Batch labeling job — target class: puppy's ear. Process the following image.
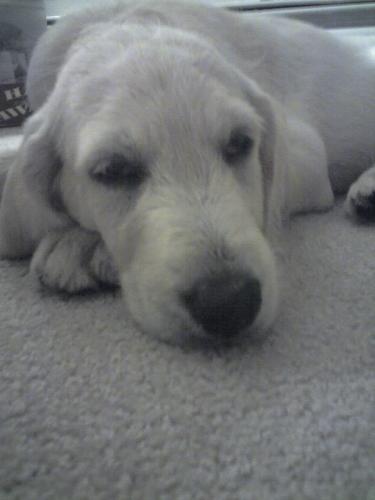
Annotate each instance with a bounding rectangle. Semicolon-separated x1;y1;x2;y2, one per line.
22;113;63;205
241;78;289;231
0;109;69;258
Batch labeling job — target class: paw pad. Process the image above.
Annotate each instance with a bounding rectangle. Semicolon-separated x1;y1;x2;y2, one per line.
346;168;375;221
350;190;375;219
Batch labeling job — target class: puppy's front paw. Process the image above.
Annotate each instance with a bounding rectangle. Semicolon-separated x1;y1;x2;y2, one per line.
345;167;375;220
89;240;120;287
31;227;102;294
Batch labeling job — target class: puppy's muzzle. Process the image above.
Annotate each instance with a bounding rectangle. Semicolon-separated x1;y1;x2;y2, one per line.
181;271;262;338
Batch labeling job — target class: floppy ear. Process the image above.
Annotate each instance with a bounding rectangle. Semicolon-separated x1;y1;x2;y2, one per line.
0;109;71;258
240;78;289;232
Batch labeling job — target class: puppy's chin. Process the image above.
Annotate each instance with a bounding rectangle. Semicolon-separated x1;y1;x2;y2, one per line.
148;321;272;350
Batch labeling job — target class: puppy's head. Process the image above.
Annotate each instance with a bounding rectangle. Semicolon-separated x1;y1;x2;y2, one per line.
31;25;287;343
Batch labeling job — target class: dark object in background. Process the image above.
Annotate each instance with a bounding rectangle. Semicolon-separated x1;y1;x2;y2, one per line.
0;82;29;127
0;2;46;127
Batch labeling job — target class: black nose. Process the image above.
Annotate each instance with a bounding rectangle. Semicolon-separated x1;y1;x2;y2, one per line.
182;272;262;338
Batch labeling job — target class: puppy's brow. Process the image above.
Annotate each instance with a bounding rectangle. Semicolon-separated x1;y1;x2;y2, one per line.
83;142;147;172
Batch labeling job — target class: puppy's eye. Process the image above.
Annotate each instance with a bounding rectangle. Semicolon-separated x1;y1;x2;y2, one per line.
91;154;147;188
222;129;253;165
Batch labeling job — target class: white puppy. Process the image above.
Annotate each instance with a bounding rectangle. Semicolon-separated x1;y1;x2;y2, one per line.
0;0;374;343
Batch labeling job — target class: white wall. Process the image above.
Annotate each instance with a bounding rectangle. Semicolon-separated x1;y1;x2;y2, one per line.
45;0;106;16
44;0;231;16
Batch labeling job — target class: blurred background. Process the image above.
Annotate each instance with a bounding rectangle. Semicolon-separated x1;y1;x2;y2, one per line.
0;0;374;127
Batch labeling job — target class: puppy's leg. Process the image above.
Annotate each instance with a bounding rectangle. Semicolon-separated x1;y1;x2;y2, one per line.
31;226;119;293
345;166;375;220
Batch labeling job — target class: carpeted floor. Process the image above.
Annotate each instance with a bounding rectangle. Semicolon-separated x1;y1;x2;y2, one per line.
0;129;374;500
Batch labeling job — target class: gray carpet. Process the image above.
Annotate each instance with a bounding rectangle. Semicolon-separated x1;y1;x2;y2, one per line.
0;130;374;500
